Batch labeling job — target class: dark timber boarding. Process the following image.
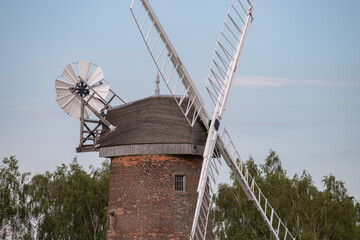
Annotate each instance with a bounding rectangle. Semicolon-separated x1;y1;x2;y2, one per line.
99;95;207;147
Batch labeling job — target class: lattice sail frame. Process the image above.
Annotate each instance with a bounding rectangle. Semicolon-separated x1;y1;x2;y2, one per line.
130;1;296;239
130;0;210;127
206;0;253;108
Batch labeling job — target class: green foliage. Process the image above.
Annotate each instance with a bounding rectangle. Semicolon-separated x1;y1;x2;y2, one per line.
356;200;360;224
0;156;110;240
2;152;359;239
0;156;32;240
213;149;360;240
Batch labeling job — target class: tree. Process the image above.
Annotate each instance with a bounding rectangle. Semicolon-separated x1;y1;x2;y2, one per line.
0;156;33;239
213;150;360;240
0;156;110;240
29;158;110;240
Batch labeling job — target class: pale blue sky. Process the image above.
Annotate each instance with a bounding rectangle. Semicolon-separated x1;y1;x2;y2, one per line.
0;1;359;200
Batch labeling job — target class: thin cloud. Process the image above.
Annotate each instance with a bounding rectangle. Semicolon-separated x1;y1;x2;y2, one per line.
0;100;48;117
0;100;39;106
0;100;23;106
235;75;360;87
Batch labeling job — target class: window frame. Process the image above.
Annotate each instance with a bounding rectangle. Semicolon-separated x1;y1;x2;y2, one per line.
174;174;186;193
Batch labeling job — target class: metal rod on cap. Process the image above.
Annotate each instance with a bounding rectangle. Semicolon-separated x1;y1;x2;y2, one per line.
155;73;160;95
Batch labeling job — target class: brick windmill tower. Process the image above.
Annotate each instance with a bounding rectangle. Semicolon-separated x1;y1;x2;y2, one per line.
98;81;208;239
55;0;297;239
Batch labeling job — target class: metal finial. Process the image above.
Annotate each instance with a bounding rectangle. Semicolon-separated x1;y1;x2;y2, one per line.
155;74;160;95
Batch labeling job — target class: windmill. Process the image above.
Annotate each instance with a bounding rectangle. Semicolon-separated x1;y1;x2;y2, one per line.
129;0;295;239
55;0;296;239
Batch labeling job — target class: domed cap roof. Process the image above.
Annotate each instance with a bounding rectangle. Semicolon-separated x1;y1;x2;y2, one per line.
98;95;206;157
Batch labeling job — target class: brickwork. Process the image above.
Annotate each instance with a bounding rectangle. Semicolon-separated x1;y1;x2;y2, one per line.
106;154;212;240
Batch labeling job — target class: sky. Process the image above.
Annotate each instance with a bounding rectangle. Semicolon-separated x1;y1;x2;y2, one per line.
0;0;359;201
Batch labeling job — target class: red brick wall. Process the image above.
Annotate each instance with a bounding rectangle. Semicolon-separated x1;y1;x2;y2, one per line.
107;154;212;240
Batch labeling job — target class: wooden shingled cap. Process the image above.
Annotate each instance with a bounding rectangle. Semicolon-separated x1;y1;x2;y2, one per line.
98;95;207;157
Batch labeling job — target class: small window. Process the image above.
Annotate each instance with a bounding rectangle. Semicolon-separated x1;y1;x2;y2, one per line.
175;175;185;192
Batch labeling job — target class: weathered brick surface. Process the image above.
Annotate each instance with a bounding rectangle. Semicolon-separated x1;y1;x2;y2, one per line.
106;154;212;240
